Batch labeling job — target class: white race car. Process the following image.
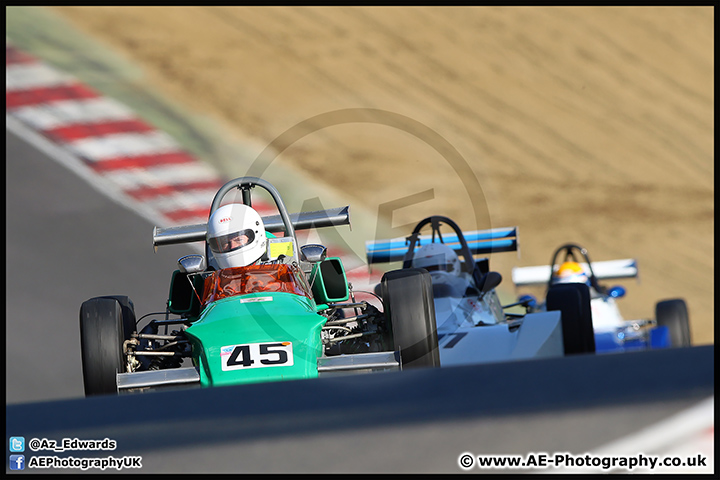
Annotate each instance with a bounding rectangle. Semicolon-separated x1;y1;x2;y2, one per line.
511;243;691;353
366;216;596;367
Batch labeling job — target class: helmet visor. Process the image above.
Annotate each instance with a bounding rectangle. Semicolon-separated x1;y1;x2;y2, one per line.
208;229;256;254
423;263;457;273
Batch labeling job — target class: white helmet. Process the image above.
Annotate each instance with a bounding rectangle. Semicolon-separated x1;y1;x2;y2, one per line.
411;243;461;276
207;203;267;269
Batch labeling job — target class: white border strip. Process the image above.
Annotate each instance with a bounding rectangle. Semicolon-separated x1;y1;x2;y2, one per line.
68;130;180;161
6;62;75;91
102;162;221;191
10;97;136;130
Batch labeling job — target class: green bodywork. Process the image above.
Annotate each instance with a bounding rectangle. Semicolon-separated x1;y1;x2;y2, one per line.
167;252;351;387
309;257;350;304
184;291;327;387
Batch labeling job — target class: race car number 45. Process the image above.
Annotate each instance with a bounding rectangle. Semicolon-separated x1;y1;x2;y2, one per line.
220;342;294;371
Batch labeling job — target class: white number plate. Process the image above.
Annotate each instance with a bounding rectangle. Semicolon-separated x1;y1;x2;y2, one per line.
220;342;294;371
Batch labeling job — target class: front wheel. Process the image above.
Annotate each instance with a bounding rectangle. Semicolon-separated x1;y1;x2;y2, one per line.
98;295;136;340
381;268;440;369
655;299;691;347
79;297;127;396
546;283;596;355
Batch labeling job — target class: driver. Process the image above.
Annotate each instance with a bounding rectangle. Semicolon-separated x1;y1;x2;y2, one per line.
206;203;268;269
411;243;469;297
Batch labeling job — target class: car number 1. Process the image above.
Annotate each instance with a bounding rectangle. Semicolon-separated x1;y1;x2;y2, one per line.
220;342;294;371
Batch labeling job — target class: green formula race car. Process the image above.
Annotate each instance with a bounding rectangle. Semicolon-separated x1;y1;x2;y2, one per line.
79;177;440;396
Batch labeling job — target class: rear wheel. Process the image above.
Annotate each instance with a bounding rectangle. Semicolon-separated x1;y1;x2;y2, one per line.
381;268;440;368
655;299;691;347
547;283;595;355
79;297;127;396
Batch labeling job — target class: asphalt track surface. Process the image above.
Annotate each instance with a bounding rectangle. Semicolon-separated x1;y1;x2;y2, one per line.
6;125;192;406
5;126;714;473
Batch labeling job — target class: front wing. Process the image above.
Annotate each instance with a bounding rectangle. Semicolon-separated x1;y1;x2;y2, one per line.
116;351;401;393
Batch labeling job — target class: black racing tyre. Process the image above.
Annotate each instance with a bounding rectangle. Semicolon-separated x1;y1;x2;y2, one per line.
98;295;136;340
381;268;440;369
79;297;126;396
655;299;691;347
547;283;596;355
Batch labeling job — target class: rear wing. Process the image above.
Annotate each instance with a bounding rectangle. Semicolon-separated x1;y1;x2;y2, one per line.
365;227;518;265
512;258;638;287
153;206;350;250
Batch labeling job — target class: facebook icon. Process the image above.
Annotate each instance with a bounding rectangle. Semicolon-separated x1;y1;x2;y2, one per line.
9;455;25;470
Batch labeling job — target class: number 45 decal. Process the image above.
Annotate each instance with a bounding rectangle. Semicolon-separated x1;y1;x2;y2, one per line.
220;342;294;371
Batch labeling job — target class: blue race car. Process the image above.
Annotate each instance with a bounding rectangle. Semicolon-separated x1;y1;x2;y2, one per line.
512;243;692;353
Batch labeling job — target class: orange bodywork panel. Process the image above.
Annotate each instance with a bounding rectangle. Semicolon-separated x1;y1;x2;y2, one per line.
201;263;312;306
